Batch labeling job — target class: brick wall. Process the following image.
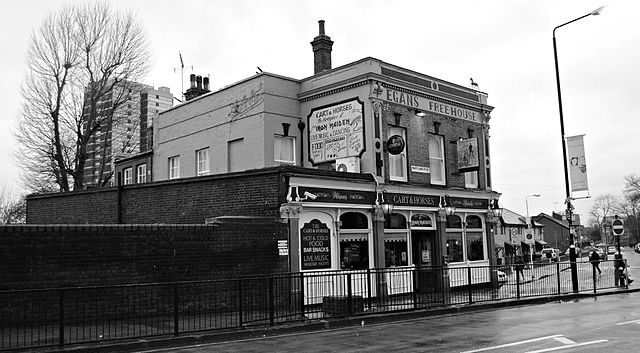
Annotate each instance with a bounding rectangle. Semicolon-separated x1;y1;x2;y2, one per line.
0;221;289;290
27;167;286;224
382;104;488;189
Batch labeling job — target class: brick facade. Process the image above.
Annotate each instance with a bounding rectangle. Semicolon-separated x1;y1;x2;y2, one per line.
27;166;289;224
0;222;288;290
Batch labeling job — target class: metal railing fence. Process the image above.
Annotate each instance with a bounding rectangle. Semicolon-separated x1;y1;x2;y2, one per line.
0;259;629;351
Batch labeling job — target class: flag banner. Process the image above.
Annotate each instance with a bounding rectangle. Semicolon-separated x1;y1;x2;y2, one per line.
566;135;589;192
457;137;479;173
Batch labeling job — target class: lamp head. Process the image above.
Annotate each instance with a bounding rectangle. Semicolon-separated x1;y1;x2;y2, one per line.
591;6;605;15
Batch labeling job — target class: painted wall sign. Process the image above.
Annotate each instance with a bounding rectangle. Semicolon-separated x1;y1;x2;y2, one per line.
388;193;439;207
411;213;433;227
457;137;479;173
449;197;489;209
386;135;405;155
381;87;480;123
387;193;488;209
296;187;375;205
300;219;331;270
308;98;365;165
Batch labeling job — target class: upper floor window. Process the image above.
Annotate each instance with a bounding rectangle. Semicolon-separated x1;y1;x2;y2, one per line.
196;148;210;176
137;164;147;183
168;156;180;179
465;171;478;189
274;136;295;164
123;167;133;185
428;134;445;185
388;127;407;182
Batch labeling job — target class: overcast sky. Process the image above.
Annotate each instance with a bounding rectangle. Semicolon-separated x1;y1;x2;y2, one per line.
1;0;638;222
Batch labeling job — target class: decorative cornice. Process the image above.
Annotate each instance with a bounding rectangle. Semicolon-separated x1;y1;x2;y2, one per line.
300;80;369;102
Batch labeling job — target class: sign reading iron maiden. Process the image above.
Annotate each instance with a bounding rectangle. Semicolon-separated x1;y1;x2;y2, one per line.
308;98;365;165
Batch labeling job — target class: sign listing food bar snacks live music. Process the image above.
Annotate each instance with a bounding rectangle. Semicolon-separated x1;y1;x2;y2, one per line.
308;98;365;165
300;219;331;270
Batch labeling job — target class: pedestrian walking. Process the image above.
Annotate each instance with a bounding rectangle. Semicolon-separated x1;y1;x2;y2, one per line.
589;250;601;275
515;256;525;281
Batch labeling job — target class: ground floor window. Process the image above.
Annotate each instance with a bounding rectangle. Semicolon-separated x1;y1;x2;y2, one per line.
446;233;464;263
466;232;485;261
385;240;408;267
340;241;368;270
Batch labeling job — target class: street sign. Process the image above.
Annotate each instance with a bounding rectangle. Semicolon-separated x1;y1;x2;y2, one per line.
612;218;624;236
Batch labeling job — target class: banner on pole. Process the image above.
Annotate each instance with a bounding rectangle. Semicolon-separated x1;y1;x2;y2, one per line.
566;135;589;192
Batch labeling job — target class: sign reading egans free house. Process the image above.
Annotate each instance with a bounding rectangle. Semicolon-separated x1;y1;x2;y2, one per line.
300;219;331;270
308;98;365;165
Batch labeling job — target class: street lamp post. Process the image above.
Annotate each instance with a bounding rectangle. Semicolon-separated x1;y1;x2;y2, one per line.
525;194;541;269
553;6;604;293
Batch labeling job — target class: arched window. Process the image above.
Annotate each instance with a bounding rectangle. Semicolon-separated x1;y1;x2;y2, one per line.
338;212;370;270
446;215;463;229
385;213;407;229
466;215;483;229
340;212;368;229
384;213;408;267
465;215;485;261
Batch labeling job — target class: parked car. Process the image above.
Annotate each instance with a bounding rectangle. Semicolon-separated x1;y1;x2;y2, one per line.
608;246;618;255
635;243;640;254
541;248;560;262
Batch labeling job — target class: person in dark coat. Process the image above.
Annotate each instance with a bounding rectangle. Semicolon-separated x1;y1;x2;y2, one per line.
589;250;601;275
514;256;525;281
614;253;633;286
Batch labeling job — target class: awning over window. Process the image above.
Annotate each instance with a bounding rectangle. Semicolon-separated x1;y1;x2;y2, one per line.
384;234;407;242
339;233;368;242
495;242;504;249
536;240;548;245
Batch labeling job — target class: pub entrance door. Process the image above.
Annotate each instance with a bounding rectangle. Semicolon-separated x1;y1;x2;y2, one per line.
412;230;438;292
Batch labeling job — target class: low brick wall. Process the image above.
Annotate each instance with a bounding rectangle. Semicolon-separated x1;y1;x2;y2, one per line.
0;221;289;290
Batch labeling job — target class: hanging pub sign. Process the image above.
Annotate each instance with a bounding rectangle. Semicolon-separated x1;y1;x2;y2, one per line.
456;137;479;173
308;98;365;165
386;135;405;155
300;219;332;270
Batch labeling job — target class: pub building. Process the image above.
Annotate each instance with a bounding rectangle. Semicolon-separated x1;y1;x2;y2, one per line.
129;21;500;290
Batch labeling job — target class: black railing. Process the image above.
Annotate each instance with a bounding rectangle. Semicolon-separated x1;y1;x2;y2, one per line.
0;259;629;351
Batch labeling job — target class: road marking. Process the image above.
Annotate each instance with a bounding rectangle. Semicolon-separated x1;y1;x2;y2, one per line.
615;318;640;325
553;336;575;345
460;334;564;353
525;339;608;353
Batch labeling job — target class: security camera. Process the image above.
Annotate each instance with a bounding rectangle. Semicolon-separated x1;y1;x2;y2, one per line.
304;191;318;200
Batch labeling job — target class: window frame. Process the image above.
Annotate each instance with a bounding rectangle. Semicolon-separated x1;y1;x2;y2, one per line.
136;164;147;183
274;135;296;164
196;147;210;176
123;167;133;185
428;133;446;185
168;156;180;180
388;126;407;182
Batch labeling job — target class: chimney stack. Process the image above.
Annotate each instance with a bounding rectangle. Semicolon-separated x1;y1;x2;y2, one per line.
310;20;334;74
184;73;211;101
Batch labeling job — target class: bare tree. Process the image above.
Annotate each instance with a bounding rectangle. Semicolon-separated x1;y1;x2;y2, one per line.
15;2;149;192
0;187;26;224
589;194;618;229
